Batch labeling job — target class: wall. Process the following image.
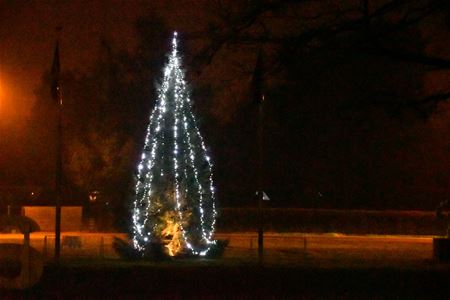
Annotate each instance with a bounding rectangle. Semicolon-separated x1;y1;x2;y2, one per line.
22;206;82;231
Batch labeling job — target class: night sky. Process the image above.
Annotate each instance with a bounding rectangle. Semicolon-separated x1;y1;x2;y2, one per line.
1;1;450;212
1;1;148;125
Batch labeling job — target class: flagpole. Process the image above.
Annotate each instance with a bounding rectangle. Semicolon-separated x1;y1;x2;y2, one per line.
258;92;264;265
253;49;264;265
53;27;63;261
55;83;62;261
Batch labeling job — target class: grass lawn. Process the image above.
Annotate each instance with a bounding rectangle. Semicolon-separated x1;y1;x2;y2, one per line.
2;248;450;299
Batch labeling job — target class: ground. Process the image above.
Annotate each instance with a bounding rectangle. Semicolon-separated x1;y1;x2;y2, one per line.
1;232;450;298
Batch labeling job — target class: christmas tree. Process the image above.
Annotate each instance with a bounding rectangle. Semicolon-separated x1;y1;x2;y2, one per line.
132;32;217;257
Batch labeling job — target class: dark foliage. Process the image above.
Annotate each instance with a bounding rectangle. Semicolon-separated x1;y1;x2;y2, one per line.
113;237;168;261
205;239;229;258
6;1;449;219
113;237;228;260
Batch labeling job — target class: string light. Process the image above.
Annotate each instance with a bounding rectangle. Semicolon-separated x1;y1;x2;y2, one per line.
132;31;217;256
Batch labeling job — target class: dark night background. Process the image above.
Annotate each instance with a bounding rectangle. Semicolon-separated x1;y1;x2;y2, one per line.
1;0;450;223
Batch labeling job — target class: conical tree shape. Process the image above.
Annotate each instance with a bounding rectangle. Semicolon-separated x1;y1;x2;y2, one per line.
132;32;217;256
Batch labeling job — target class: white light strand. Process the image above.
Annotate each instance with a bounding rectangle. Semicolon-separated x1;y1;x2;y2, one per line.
185;103;217;245
172;32;217;254
179;80;211;246
132;58;173;251
133;31;217;256
171;48;193;252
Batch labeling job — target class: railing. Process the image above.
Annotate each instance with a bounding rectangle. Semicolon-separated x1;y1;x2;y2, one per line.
0;233;127;260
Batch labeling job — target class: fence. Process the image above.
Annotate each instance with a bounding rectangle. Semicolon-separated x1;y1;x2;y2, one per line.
0;233;127;260
217;208;446;235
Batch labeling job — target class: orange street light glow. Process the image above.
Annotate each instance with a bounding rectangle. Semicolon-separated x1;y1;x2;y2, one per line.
0;78;3;111
0;76;7;113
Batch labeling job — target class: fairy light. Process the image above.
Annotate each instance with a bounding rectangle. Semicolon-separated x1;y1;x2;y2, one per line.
132;31;217;256
184;97;218;243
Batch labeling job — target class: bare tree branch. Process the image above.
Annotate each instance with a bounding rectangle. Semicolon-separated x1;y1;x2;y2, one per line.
416;91;450;105
364;0;450;70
